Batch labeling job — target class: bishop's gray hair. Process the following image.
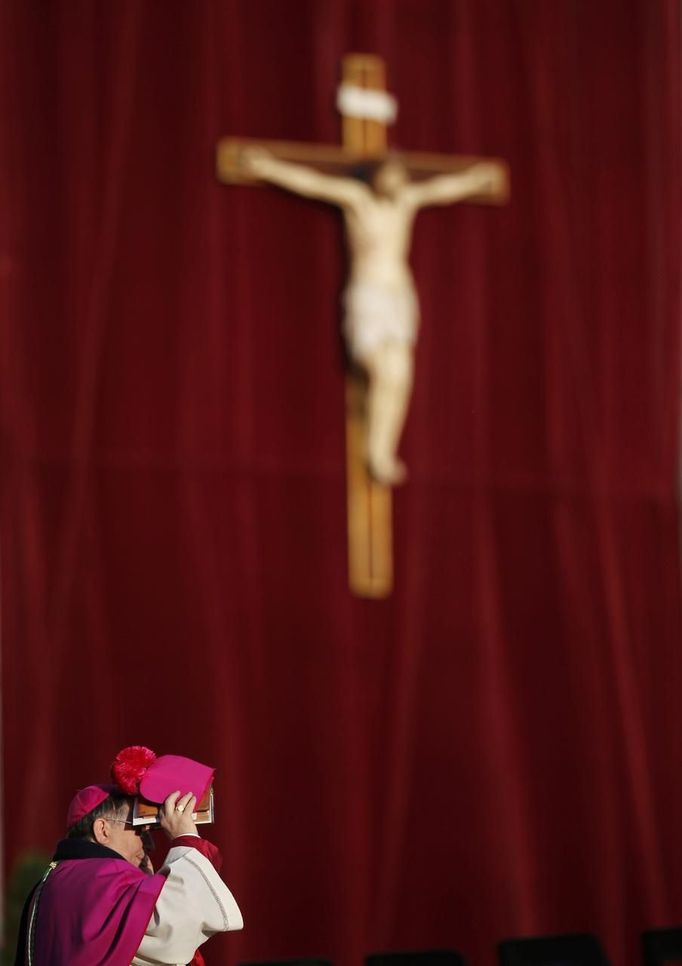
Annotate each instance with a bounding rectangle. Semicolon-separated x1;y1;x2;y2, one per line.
67;793;132;840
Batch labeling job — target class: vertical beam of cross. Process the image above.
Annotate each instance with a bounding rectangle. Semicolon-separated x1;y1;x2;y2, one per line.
342;54;395;599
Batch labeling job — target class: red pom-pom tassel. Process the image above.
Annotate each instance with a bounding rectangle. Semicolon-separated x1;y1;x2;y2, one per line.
112;745;157;794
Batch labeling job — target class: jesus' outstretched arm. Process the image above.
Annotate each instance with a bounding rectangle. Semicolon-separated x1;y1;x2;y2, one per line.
404;161;506;208
240;147;367;208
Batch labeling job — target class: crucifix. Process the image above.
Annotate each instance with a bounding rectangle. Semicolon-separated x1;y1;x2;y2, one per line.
216;54;509;598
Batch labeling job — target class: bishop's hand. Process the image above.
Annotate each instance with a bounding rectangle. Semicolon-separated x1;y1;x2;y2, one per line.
159;791;199;839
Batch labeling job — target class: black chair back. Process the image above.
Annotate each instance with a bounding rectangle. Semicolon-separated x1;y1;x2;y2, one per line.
239;960;331;966
642;926;682;965
367;950;467;966
498;933;609;965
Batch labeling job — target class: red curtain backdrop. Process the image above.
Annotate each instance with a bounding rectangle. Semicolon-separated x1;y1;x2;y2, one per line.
1;2;681;964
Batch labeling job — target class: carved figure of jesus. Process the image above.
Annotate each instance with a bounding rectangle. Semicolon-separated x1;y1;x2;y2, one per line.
241;148;503;485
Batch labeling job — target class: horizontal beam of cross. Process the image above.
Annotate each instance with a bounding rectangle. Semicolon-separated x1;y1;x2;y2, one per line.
216;136;509;205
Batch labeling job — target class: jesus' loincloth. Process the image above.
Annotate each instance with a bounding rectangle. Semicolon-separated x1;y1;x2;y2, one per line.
342;280;420;360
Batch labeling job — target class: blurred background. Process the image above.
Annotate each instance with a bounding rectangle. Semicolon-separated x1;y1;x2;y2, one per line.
1;1;681;964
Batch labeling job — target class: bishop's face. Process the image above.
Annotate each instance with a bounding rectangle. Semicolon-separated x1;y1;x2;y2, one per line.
96;807;153;867
372;159;408;198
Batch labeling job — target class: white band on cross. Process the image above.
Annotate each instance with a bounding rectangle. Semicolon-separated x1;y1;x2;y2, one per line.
336;83;398;125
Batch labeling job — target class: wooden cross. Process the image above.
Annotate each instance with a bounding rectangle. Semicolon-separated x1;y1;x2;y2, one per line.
216;54;508;598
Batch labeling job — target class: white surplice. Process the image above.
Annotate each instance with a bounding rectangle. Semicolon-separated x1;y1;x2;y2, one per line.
132;845;243;966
